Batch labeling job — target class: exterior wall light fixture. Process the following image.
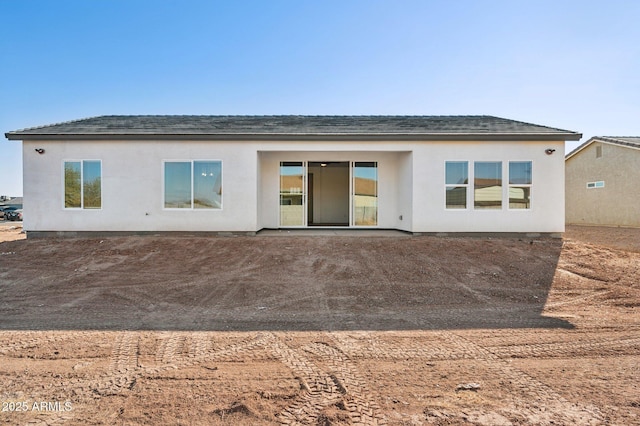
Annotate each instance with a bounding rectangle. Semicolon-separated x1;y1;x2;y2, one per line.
545;149;556;155
35;148;45;154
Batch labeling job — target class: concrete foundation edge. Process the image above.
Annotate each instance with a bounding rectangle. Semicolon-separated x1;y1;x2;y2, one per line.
25;230;562;239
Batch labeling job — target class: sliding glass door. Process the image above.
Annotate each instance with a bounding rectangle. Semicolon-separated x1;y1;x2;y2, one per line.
279;162;306;226
352;162;377;226
279;161;378;227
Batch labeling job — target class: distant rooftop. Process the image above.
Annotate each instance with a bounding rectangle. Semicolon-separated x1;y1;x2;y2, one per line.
0;196;22;206
566;136;640;159
5;115;582;141
596;136;640;147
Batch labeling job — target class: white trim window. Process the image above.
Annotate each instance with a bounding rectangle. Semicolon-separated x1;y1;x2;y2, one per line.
163;160;222;209
586;181;605;189
508;161;532;209
279;161;306;226
63;160;102;209
445;161;469;209
352;161;378;226
474;161;502;209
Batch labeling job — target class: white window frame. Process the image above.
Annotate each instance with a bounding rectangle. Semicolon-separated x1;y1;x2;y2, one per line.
473;160;503;210
162;160;223;210
62;159;102;210
586;181;605;189
278;161;307;227
444;161;469;210
351;161;378;227
508;161;533;211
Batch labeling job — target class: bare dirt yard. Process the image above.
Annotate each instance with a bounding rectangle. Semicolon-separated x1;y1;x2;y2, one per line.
0;224;638;425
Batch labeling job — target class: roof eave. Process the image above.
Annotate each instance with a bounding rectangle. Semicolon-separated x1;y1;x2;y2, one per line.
5;132;582;142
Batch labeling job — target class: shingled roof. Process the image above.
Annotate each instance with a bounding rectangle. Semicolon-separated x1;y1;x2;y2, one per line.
566;136;640;160
5;115;581;141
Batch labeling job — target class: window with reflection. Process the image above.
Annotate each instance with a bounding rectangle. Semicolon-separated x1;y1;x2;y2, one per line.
64;160;101;209
509;161;532;209
353;162;377;226
474;161;502;209
164;161;222;209
445;161;468;209
280;162;305;226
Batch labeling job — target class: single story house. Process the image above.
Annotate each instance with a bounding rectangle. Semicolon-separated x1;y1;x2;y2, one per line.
5;115;581;237
565;136;640;228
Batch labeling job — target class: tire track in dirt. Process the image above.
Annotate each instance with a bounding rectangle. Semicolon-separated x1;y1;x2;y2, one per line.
266;333;386;425
266;334;342;425
0;331;113;426
305;341;386;425
435;331;605;425
109;332;139;374
337;321;606;424
332;332;470;361
545;287;611;308
91;332;272;398
155;332;187;364
94;331;139;396
557;265;612;283
334;331;640;361
142;332;271;375
559;241;640;286
489;335;640;359
189;331;211;360
205;333;272;362
0;330;95;356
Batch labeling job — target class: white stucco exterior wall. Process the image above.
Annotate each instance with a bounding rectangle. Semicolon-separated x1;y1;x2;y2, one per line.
22;138;566;234
23;140;260;232
410;140;565;233
396;152;413;232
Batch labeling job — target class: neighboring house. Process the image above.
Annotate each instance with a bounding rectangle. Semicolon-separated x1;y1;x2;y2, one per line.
5;115;581;237
565;136;640;228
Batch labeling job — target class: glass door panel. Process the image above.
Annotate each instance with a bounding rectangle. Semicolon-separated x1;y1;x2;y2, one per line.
280;162;306;226
352;162;377;226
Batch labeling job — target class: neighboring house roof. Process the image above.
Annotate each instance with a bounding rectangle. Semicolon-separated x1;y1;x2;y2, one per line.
0;197;23;207
566;136;640;160
5;115;581;141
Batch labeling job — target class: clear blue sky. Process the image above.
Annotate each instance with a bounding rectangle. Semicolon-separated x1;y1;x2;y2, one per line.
2;0;639;196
